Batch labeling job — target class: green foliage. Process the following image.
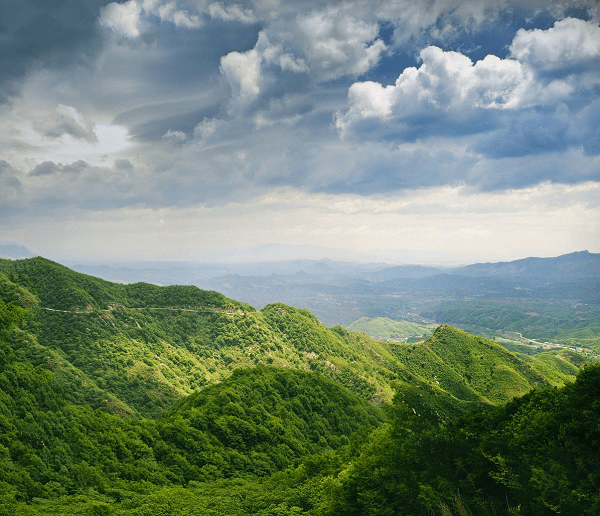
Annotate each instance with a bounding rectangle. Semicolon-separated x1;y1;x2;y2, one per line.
321;363;600;515
0;327;384;505
0;257;594;515
0;257;253;313
346;317;437;342
423;298;600;353
387;325;578;418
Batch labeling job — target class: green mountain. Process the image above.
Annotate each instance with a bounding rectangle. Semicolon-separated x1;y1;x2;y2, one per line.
0;256;594;514
0;257;583;415
322;362;600;516
346;316;437;342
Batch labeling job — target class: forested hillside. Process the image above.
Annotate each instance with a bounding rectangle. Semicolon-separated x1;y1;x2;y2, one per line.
319;362;600;516
0;257;596;514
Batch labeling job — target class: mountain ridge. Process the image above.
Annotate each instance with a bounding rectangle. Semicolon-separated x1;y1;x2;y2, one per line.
0;256;583;416
0;255;596;515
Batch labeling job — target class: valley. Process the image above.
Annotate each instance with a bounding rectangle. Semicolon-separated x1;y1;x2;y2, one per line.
67;250;600;354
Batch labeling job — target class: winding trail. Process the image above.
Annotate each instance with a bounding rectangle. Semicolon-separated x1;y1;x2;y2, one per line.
40;306;244;316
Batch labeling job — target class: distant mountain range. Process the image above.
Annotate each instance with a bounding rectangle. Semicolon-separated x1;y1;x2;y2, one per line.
3;246;600;338
0;242;35;259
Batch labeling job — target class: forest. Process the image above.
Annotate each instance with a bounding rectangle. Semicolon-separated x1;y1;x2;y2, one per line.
0;257;598;515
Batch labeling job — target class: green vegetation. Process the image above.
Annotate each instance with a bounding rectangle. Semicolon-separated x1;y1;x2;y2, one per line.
322;363;600;515
423;298;600;353
391;325;578;406
346;316;437;343
0;257;597;514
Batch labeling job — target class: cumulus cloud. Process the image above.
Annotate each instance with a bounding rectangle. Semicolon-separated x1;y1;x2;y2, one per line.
336;18;600;160
208;2;257;23
163;129;188;141
100;0;261;38
345;45;531;116
220;48;262;103
155;1;202;28
100;0;143;38
294;8;386;81
218;6;385;119
33;104;98;143
509;17;600;71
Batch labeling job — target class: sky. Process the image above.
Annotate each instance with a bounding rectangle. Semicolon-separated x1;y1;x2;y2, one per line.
0;0;599;265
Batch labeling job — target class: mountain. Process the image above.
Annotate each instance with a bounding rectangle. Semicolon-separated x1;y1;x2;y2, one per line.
449;250;600;281
346;316;437;342
0;256;595;514
0;242;35;259
60;252;600;349
368;264;443;281
320;362;600;516
3;257;585;412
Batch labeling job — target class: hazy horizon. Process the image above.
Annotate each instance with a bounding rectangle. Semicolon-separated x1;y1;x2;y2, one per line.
1;1;599;263
1;239;596;269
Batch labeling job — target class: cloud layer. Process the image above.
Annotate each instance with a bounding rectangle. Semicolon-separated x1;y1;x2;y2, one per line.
0;0;599;259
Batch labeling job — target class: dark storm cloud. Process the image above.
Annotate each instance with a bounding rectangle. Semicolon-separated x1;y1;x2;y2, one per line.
114;159;134;171
471;101;600;164
0;0;110;102
28;161;61;177
22;159;142;215
0;160;13;175
29;160;88;177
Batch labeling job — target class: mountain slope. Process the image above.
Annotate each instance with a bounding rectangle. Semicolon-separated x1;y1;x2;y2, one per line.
450;250;600;281
391;325;578;405
0;256;593;514
346;316;437;342
323;363;600;516
0;257;583;418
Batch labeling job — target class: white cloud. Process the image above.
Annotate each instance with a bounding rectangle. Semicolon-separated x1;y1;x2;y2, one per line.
258;32;308;73
99;0;142;38
510;17;600;71
193;118;227;139
100;0;205;37
208;2;257;23
336;45;533;135
295;8;386;81
33;104;98;143
337;18;600;143
220;48;262;109
156;1;202;28
163;129;187;141
217;6;386;118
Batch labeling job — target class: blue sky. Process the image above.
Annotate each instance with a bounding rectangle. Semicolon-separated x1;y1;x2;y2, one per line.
0;0;599;264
